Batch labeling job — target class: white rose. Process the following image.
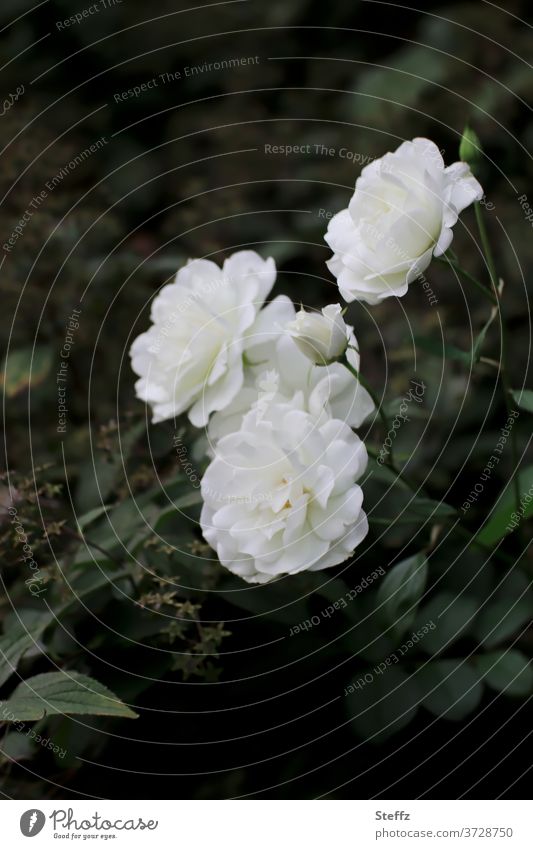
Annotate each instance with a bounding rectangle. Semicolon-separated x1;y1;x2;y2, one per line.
201;401;369;583
207;303;374;443
325;137;483;305
287;303;348;365
130;251;291;426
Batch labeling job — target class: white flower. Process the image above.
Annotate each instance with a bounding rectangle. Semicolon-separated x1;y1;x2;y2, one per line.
207;301;375;443
200;401;369;583
287;303;349;365
325;137;483;305
130;251;291;426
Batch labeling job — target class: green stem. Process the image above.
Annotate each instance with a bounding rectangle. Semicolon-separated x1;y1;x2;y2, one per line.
341;355;404;477
342;357;388;438
454;524;515;568
475;203;498;292
474;203;521;514
437;254;496;304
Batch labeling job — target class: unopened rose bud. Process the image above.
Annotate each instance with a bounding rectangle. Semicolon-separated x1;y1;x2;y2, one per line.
459;126;482;170
287;304;348;365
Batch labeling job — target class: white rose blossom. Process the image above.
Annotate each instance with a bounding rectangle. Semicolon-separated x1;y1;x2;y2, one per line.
287;303;349;365
130;251;291;426
200;400;369;583
207;300;374;443
325;137;483;305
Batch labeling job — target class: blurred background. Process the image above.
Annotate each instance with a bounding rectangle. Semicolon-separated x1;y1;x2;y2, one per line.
1;0;532;800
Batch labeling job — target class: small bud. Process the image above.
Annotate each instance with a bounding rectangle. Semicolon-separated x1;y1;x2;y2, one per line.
459;126;482;170
286;304;348;365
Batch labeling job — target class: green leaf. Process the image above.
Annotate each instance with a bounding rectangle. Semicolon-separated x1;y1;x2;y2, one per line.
417;592;479;654
346;667;420;743
0;618;49;688
0;672;138;721
477;465;533;546
475;650;533;697
75;504;112;532
511;389;533;414
72;499;159;566
415;335;471;365
154;489;204;529
0;568;134;688
411;498;457;520
417;660;483;721
218;577;312;627
377;553;428;640
472;303;498;362
75;421;145;513
347;592;400;663
0;732;36;764
473;595;533;648
0;346;52;398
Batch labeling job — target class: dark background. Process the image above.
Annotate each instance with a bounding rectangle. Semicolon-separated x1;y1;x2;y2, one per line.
1;0;532;799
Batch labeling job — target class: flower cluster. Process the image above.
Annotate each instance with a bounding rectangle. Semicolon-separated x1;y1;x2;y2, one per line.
130;137;481;583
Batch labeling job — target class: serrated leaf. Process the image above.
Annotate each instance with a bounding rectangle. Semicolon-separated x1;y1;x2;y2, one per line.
475;650;533;697
0;346;52;398
377;553;428;640
511;389;533;414
417;660;483;721
0;672;137;721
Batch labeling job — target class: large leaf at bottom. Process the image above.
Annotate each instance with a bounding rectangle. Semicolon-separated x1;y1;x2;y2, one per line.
0;672;137;721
